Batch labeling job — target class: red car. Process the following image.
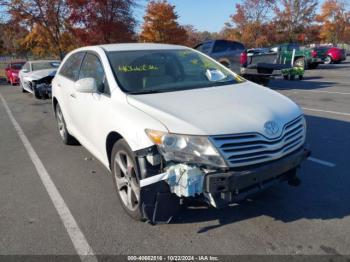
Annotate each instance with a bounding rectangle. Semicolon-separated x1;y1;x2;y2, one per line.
5;61;26;85
324;47;346;64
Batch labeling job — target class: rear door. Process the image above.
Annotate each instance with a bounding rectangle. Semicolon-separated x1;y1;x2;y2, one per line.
55;52;85;135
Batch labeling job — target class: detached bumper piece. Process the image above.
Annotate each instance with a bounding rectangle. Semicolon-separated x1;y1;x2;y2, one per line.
204;147;310;208
35;83;52;99
135;147;181;225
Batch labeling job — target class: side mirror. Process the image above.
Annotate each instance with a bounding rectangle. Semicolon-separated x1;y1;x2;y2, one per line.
75;78;97;93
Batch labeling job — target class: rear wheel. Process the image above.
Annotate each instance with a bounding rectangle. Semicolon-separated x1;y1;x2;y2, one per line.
55;104;79;145
111;139;143;221
324;56;332;64
294;58;305;68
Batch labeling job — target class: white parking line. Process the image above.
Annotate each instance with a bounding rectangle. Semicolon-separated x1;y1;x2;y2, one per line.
0;93;97;262
308;157;336;167
302;107;350;117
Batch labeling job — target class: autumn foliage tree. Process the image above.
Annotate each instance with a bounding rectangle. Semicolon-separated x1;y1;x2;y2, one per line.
317;0;350;44
274;0;318;43
225;0;275;47
67;0;137;45
140;0;187;45
0;0;72;58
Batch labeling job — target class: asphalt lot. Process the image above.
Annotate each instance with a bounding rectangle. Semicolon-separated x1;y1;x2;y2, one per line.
0;59;350;257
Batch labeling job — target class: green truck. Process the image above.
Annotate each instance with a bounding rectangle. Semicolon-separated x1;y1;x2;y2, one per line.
274;43;321;69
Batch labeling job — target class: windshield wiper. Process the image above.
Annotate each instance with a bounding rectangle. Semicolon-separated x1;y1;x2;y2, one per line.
127;89;171;95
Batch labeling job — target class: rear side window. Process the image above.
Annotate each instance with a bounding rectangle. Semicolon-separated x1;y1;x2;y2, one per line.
213;40;229;53
59;52;85;81
228;41;245;50
196;42;212;54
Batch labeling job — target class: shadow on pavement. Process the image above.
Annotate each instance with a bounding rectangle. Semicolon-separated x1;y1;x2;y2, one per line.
172;115;350;233
269;78;337;90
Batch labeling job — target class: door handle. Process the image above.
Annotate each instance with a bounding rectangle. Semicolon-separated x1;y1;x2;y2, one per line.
70;93;76;98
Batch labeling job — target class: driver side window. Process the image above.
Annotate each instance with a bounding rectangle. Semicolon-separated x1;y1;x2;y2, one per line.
79;53;109;95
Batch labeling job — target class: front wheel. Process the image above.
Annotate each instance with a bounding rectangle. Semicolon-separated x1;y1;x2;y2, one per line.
111;139;143;221
55;104;79;145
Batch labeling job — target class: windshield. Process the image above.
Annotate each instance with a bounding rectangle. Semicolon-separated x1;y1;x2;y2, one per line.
11;63;25;70
107;49;244;94
32;61;60;71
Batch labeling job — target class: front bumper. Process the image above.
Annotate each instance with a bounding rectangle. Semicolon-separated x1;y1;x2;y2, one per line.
204;147;310;208
137;146;310;223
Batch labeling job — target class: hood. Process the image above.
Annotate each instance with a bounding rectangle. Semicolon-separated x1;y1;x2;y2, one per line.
24;69;57;81
10;69;20;74
127;81;302;137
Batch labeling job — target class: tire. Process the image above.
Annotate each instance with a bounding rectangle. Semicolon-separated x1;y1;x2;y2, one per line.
290;75;295;81
299;75;303;80
283;75;289;80
20;82;28;93
308;63;318;69
55;103;79;145
324;56;332;64
294;58;305;69
111;139;143;221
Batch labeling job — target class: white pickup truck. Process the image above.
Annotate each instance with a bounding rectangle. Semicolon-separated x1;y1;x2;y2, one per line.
52;43;310;223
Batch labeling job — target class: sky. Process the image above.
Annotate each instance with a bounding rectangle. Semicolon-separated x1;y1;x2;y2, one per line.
135;0;240;32
135;0;329;33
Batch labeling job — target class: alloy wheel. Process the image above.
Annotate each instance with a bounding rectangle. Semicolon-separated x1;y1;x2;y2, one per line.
113;151;140;211
56;106;66;139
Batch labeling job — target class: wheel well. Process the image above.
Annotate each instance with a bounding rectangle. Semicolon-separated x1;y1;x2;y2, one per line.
219;60;230;67
106;132;123;168
53;97;58;113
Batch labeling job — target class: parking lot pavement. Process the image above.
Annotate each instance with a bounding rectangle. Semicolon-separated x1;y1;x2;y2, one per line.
0;59;350;257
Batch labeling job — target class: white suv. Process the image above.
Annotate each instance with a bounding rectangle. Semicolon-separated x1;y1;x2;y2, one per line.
52;43;309;223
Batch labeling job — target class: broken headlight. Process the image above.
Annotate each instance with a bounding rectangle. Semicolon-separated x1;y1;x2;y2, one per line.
145;129;227;168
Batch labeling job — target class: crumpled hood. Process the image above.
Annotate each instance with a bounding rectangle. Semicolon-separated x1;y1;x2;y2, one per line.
24;69;56;81
127;81;302;137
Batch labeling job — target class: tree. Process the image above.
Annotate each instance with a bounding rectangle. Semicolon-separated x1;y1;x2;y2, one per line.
67;0;137;45
20;23;76;57
140;0;187;44
274;0;318;42
0;0;70;58
0;20;28;56
226;0;275;47
317;0;350;44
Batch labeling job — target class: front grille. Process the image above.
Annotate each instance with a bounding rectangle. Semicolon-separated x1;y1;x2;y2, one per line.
210;116;306;167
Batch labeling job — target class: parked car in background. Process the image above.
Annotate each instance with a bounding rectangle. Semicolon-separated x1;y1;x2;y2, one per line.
5;61;26;85
195;40;277;86
52;43;309;223
19;60;60;98
324;47;346;64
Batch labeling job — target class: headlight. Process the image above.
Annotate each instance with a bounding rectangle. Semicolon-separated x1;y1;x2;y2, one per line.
145;129;227;167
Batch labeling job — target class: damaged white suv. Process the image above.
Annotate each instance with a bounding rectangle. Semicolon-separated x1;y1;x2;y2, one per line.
52;43;310;223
